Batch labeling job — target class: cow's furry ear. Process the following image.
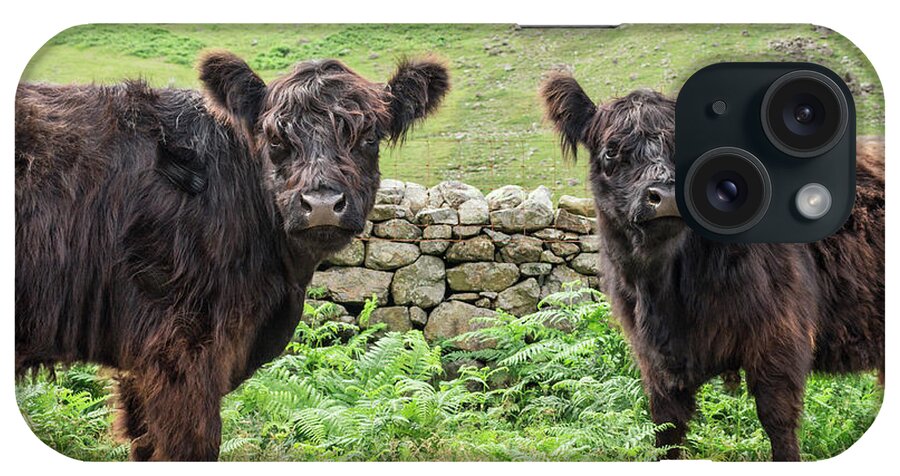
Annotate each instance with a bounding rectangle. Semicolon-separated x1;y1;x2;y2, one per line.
198;51;267;134
540;72;597;161
386;57;451;143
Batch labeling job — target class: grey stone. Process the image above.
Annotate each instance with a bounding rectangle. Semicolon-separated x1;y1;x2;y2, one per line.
558;195;595;217
554;209;595;234
446;235;495;263
425;301;497;351
520;262;553;277
549;239;580;257
409;306;429;327
528;185;554;210
337;315;357;326
533;227;564;241
486;184;527;211
482;228;511;246
446;262;520;292
419;225;451;255
499;234;544;264
326;238;365;266
423;224;452;239
489;186;554;232
361;220;374;239
368;306;412;333
381;178;406;188
375;190;404;206
452;225;483;238
421;240;450;255
375;179;406;205
374;219;422;241
458;198;489;225
401;182;428;215
541;265;588;299
391;255;446;309
489;208;550;233
369;204;413;222
449;292;481;302
438;180;485;208
479;291;499;300
419;225;452;255
496;278;541;316
571;253;600;275
541;249;566;264
425;185;445;209
365;239;420;270
311;267;393;304
416;207;459;225
486;207;517;233
579;235;601;252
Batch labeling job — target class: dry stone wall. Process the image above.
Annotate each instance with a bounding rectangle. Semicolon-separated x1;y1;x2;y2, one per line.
309;179;601;346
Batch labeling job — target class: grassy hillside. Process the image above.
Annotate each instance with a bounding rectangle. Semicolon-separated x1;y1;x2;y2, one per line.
21;23;884;198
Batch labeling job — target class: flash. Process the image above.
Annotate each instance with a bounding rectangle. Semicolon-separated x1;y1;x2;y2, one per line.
795;183;832;220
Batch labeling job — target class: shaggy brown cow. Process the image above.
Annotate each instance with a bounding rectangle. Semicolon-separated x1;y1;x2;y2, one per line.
541;75;884;461
15;51;449;460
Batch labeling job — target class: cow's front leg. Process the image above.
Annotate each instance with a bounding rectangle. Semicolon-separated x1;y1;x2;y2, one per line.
137;350;225;461
647;383;698;459
114;372;155;461
745;359;809;461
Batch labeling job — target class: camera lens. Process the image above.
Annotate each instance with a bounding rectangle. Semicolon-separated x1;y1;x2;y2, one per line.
707;173;747;212
793;104;815;124
761;70;849;158
684;147;771;235
716;180;738;202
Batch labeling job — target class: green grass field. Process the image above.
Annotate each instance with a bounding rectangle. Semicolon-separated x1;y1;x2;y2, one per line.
21;23;883;198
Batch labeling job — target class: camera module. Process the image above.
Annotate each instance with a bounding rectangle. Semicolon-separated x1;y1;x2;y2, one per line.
676;63;856;242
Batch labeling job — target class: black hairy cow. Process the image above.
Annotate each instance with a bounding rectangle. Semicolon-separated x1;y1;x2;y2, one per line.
541;74;883;461
16;51;449;460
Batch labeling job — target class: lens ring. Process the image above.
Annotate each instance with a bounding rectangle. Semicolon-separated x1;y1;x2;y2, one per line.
761;70;849;158
684;147;772;235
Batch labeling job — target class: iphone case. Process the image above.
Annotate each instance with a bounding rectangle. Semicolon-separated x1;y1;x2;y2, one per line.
14;24;884;461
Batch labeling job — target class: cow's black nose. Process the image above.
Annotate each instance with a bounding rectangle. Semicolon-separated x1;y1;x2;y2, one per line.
300;188;346;228
645;186;680;219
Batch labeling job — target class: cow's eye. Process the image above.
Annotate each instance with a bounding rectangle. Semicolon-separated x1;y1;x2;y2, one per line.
360;134;379;154
600;148;619;176
268;140;290;163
